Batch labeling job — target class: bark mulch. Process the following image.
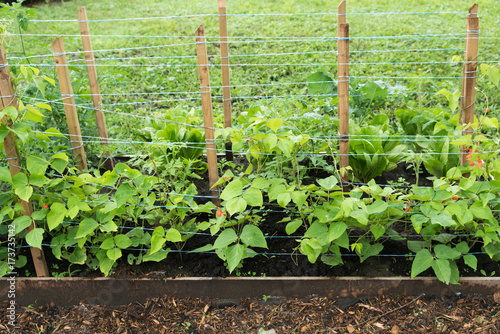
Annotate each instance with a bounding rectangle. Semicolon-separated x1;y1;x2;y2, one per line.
1;294;499;333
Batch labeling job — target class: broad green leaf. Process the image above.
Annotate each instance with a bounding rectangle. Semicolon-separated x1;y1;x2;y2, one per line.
115;183;136;207
252;177;270;189
226;243;246;273
370;224;386;240
0;166;12;184
13;215;32;234
149;235;166;255
455;241;470;254
266;118;283;133
68;247;86;265
430;214;457;227
0;106;18;122
359;243;384;263
411;214;429;234
165;228;182;242
24;104;44;123
411;249;433;278
463;254;477;270
329;222;347;242
268;184;286;202
286;219;303;235
220;179;243;201
143;251;168;262
241;224;267;248
306;71;336;95
25;228;43;249
367;200;388;214
432;259;452;284
277;192;291;208
301;238;323;263
213;228;238;249
434;244;461;260
350;209;368;225
75;218;98;239
47;203;67;231
107;248;122;261
226;197;247;216
29;174;48;187
114;235;133;249
446;167;462;180
470;201;494;221
291;191;307;208
243;187;263;207
12;122;31;144
407;240;429;253
317;176;338;191
100;237;115;250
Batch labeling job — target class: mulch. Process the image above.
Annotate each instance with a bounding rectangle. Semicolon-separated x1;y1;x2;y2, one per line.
1;294;499;333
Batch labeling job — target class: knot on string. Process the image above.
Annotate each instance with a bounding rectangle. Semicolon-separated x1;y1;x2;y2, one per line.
0;64;7;68
339;134;349;142
338;76;350;83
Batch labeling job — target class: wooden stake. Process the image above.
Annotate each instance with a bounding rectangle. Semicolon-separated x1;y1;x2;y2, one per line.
195;24;220;206
218;0;233;161
337;0;349;187
0;44;49;277
52;36;88;171
460;4;479;166
460;3;478;117
78;7;113;170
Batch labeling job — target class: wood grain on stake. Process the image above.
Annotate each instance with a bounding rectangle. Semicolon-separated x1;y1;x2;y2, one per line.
218;0;233;161
0;44;49;277
337;0;349;186
78;7;113;168
195;24;220;206
460;4;479;166
52;36;88;171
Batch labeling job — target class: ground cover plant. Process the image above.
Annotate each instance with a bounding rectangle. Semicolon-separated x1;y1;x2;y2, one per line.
1;0;500;285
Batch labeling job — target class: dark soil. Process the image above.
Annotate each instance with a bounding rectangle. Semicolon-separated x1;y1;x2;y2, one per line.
2;294;500;333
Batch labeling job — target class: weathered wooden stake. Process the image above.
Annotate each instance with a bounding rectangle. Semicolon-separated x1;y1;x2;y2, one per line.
337;0;349;187
218;0;233;161
460;4;479;166
78;6;113;170
195;24;220;206
0;44;49;277
52;36;88;171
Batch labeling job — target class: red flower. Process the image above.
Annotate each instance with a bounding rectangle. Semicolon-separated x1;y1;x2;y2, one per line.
216;209;223;218
477;161;484;168
469;161;475;167
485;108;490;113
43;204;49;209
405;207;410;212
452;196;459;200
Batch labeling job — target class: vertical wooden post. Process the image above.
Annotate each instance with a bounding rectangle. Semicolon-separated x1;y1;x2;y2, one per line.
337;0;349;187
52;36;88;171
460;4;479;166
195;24;220;206
218;0;233;161
78;6;113;170
460;4;478;118
0;44;49;277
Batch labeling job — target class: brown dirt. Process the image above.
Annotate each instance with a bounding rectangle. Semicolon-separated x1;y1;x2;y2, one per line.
2;294;500;333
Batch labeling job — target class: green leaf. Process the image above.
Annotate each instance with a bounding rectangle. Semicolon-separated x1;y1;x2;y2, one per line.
149;235;166;255
12;122;31;144
213;228;238;249
470;201;494;221
226;243;246;273
143;251;168;262
455;241;470;254
286;219;303;235
115;183;136;207
328;222;347;242
266;118;283;133
0;166;12;184
0;106;18;122
268;184;286;202
367;199;388;214
350;209;368;225
12;172;32;202
68;247;86;265
463;254;477;271
220;179;243;201
25;228;44;249
317;176;338;191
306;71;336;95
226;197;247;216
434;244;461;260
359;243;384;263
411;249;433;278
251;177;270;189
370;224;386;240
432;259;452;284
75;218;98;239
430;214;457;227
411;214;429;234
107;248;122;261
243;187;263;207
114;235;132;249
446;167;462;180
240;225;267;248
47;203;67;231
13;215;32;234
100;237;115;250
165;228;182;242
277;192;291;208
291;191;307;208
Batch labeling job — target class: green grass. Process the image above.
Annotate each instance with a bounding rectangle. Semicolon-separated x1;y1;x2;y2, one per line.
2;0;499;145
